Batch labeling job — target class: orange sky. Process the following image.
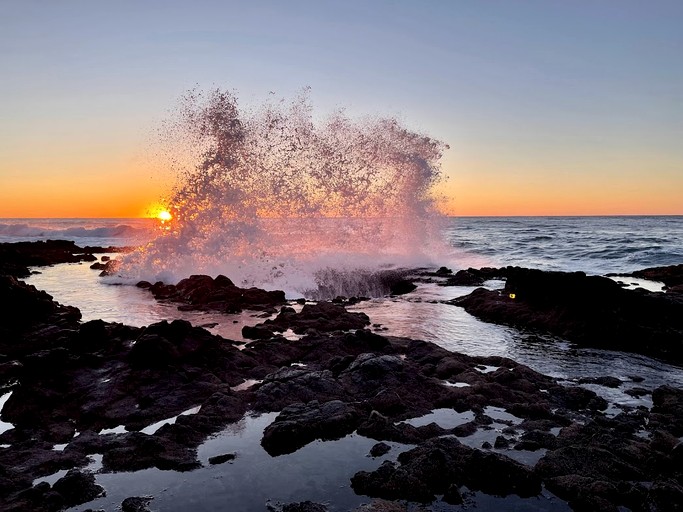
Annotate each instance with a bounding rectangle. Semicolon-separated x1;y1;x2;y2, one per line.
2;149;681;218
1;2;681;218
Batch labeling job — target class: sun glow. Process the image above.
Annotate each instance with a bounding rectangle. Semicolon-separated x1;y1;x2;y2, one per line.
146;203;174;222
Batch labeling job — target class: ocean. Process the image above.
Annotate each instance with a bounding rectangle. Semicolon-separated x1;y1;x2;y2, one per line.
3;215;683;511
3;216;681;275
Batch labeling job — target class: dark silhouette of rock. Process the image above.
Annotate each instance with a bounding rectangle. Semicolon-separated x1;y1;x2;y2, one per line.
612;264;683;291
261;400;362;455
52;470;105;507
245;302;370;338
208;452;236;465
142;274;286;313
351;436;541;502
0;240;112;278
281;501;328;512
121;496;153;512
453;266;683;363
440;267;505;286
369;442;391;457
389;279;417;295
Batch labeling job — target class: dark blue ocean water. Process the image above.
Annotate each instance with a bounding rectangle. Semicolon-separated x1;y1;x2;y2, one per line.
444;216;683;275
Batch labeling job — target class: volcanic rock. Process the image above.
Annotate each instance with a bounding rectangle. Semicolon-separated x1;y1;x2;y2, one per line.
261;400;362;456
248;301;370;336
452;266;683;363
208;452;236;465
145;274;286;313
369;442;392;457
0;240;105;278
351;436;540;502
121;496;153;512
614;263;683;290
51;470;105;507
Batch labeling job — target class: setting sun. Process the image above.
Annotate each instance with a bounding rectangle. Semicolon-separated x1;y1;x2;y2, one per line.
157;210;172;221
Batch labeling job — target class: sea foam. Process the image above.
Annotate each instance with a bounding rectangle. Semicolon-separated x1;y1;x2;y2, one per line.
120;89;449;297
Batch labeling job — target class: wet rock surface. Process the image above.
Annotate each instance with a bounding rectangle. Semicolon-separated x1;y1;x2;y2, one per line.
0;240;128;278
121;496;153;512
1;244;683;511
243;301;370;338
352;436;541;502
138;274;287;313
439;267;505;287
452;266;683;363
613;263;683;292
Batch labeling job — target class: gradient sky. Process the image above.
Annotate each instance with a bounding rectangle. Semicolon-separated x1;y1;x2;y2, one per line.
1;0;682;217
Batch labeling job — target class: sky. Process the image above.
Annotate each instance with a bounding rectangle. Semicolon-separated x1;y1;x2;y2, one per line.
1;0;682;217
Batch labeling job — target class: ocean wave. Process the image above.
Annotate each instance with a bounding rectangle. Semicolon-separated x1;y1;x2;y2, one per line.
0;222;149;241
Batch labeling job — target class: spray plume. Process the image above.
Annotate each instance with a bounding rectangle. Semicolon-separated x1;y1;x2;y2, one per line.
121;88;449;297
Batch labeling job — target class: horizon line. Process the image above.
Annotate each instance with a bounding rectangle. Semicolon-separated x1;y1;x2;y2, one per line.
1;213;682;220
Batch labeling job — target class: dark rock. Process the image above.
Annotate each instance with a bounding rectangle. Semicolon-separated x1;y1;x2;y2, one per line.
519;430;558;449
122;496;153;512
282;502;328;512
494;436;511;449
446;269;486;286
577;376;622;388
453;266;683;363
624;387;651;398
242;325;276;340
261;400;362;456
144;274;286;313
52;470;105;507
352;437;540;502
208;452;236;465
253;301;370;335
617;264;683;290
102;431;200;472
440;267;505;287
442;484;464;504
0;240;118;278
649;479;683;510
651;385;683;436
536;444;645;482
98;259;121;276
389;280;417;295
369;442;391;457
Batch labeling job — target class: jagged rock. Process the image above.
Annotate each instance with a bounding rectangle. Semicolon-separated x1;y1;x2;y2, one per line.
261;400;362;456
52;470;105;507
453;267;683;363
144;274;286;313
282;502;328;512
254;301;370;335
352;436;540;502
369;442;392;457
208;452;236;465
121;496;153;512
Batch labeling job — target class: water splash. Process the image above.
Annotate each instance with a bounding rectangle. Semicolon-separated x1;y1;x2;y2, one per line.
122;88;449;297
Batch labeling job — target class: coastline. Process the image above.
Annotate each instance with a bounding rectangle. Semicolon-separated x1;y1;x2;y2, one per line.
1;241;682;511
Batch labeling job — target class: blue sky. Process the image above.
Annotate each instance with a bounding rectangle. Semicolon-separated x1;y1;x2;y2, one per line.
1;0;682;216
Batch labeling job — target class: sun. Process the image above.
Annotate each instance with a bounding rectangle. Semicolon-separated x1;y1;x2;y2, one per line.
157;210;172;221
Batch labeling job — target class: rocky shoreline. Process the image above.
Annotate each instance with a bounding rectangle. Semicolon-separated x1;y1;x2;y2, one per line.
1;241;682;511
